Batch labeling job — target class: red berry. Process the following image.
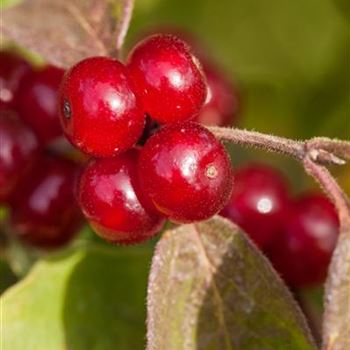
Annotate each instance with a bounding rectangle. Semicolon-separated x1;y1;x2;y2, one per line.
0;51;32;110
16;66;64;145
59;57;145;157
10;155;83;249
139;122;233;223
0;111;39;203
127;34;207;124
78;149;164;244
220;164;290;248
267;193;339;287
196;63;239;126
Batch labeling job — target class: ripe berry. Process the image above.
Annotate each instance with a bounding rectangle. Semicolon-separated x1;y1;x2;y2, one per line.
77;149;165;244
0;111;39;203
127;34;207;124
196;63;239;126
220;164;290;248
139;122;233;223
10;155;83;248
16;66;64;145
267;193;339;287
59;57;145;157
0;51;32;110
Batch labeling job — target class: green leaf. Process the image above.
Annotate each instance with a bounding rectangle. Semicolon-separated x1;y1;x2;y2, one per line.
0;259;17;294
1;244;152;350
147;216;317;350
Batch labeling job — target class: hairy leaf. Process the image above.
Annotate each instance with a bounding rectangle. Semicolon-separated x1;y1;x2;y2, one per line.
323;217;350;350
1;244;152;350
147;216;317;350
0;0;121;68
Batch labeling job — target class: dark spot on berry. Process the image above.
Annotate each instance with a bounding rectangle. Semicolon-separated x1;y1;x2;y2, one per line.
63;99;72;120
206;164;218;179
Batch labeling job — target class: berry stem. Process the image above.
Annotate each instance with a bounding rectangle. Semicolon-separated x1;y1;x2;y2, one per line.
210;126;349;216
307;137;350;162
208;126;350;166
303;157;350;222
208;126;305;159
115;0;135;54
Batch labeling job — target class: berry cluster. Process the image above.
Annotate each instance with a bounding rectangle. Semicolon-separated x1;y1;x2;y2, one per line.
59;34;235;244
0;34;339;289
0;51;83;248
220;164;339;287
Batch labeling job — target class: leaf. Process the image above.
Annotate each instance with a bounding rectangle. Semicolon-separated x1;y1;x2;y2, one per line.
147;216;317;350
0;258;17;294
1;244;152;350
323;218;350;350
0;0;120;68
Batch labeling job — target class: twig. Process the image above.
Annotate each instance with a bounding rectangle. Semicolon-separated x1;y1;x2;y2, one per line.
303;157;350;223
307;137;350;162
208;126;305;160
208;126;350;166
209;126;350;226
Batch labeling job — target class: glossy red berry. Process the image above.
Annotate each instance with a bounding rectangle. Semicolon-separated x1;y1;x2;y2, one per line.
77;149;165;244
139;122;233;223
267;193;339;287
127;34;207;124
16;66;64;145
196;63;239;126
10;155;83;248
220;164;290;248
0;111;39;203
59;57;145;157
0;51;32;110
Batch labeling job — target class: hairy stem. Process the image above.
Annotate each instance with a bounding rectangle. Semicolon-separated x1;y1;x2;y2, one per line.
115;0;134;53
303;157;350;222
210;126;350;221
208;126;305;160
308;138;350;162
209;126;350;165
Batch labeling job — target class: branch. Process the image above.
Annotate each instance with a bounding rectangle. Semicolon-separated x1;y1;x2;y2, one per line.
208;126;305;160
208;126;350;166
303;157;350;223
308;137;350;163
209;126;350;220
